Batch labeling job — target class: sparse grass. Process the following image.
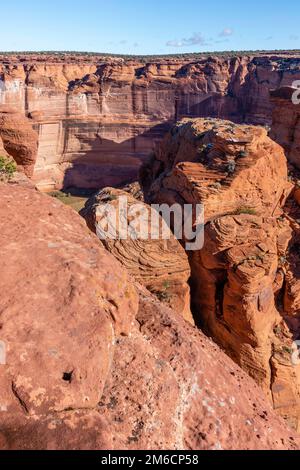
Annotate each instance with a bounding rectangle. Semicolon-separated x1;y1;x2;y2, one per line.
49;191;89;213
0;155;17;181
104;194;118;202
209;182;222;190
278;255;288;266
282;346;293;355
151;281;172;303
234;207;257;216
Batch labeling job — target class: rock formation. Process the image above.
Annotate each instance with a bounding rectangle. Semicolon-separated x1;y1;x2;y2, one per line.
1;54;300;190
0;107;38;177
270;86;300;170
81;187;193;324
0;181;298;450
142;117;300;430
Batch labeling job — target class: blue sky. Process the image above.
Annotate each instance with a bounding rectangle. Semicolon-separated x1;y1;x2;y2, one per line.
1;0;299;55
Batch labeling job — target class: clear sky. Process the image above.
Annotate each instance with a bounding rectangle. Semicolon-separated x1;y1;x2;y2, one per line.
1;0;299;55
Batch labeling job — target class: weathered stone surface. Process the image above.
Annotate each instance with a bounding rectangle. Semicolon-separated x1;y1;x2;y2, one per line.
99;286;300;450
0;182;138;421
0;182;298;450
142;118;300;430
81;187;193;324
1;55;300;190
142;118;291;220
0;107;38;177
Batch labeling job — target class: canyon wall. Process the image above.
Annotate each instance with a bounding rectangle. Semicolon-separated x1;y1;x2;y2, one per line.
1;54;300;190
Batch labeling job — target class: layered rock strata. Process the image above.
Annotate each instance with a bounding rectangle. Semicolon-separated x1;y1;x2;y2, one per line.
270;86;300;170
142;117;300;430
0;181;298;450
1;55;300;189
81;187;193;323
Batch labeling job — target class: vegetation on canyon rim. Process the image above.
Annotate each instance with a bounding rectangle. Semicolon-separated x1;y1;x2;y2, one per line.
0;155;16;181
2;49;300;63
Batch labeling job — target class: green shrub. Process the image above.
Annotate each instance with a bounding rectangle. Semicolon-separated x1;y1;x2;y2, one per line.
0;156;17;181
151;281;172;303
235;207;257;216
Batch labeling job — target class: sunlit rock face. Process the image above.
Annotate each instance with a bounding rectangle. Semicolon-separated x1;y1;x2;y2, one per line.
141;117;300;431
0;181;299;450
1;54;300;190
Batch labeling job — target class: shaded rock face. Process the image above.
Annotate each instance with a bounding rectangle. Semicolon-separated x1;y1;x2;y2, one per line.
0;183;298;450
0;107;38;177
80;187;194;324
270;86;300;170
141;118;300;430
1;55;300;190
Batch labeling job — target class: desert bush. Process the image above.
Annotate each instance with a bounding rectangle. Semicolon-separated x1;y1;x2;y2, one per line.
235;207;257;215
0;156;17;181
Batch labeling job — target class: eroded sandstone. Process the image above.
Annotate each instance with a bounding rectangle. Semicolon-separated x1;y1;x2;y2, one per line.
142;117;300;429
0;181;298;449
0;107;38;177
81;187;193;323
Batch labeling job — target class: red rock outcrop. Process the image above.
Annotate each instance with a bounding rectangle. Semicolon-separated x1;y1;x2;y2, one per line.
0;107;38;177
142;118;300;430
270;86;300;170
1;55;300;190
81;187;193;324
0;182;298;450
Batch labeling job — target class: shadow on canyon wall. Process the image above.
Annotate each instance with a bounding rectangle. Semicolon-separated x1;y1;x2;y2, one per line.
57;82;273;193
62;121;173;192
177;94;242;123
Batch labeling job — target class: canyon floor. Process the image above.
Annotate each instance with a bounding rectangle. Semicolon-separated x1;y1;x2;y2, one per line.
1;53;300;450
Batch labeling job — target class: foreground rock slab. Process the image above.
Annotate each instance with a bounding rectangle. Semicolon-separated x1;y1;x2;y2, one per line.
0;183;298;449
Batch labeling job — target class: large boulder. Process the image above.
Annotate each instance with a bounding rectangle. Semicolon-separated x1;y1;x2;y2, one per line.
0;107;38;177
81;187;194;324
142;117;291;219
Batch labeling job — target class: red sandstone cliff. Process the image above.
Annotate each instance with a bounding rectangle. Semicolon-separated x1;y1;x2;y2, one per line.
1;54;300;190
270;86;300;169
